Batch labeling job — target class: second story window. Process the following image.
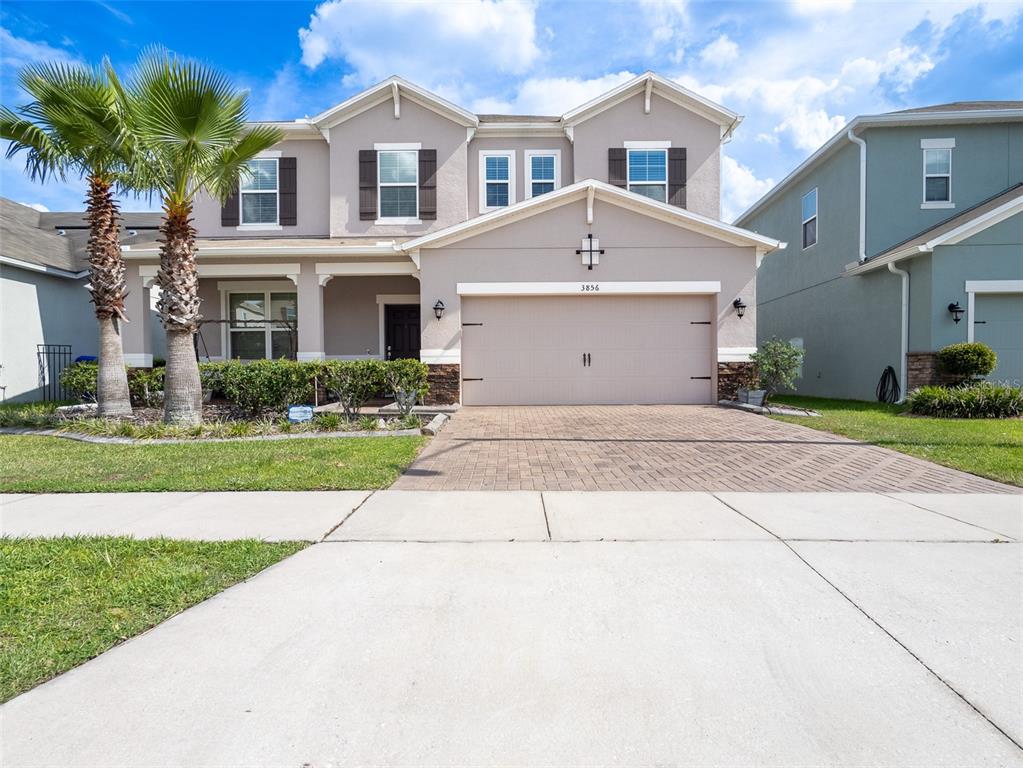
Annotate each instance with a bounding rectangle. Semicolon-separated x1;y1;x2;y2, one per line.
479;150;515;212
801;188;818;249
378;150;418;220
525;150;560;198
922;141;953;207
627;149;667;202
240;158;279;226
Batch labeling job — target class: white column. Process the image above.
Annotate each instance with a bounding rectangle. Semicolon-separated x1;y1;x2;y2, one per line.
296;263;326;361
122;264;154;367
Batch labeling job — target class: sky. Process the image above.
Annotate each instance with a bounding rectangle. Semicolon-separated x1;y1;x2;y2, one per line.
1;0;1021;222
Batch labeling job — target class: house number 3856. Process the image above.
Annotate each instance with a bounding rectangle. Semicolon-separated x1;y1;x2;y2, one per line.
580;283;600;292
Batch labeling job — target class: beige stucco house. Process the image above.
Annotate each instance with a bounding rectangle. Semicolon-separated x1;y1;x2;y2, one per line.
121;72;783;405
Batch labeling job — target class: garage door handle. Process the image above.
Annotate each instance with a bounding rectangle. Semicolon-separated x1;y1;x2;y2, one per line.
690;376;711;380
462;322;483;327
973;320;987;324
462;377;483;382
690;321;712;325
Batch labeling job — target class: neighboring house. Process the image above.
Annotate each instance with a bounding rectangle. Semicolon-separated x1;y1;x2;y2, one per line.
120;72;781;405
737;102;1023;400
0;198;162;402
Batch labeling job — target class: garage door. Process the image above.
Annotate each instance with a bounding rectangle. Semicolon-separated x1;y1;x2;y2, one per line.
460;294;715;405
975;294;1022;387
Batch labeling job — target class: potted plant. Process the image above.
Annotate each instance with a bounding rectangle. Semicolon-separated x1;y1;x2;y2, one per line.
735;364;760;404
749;338;805;405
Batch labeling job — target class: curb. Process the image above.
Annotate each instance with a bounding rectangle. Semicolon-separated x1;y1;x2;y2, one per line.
0;426;423;445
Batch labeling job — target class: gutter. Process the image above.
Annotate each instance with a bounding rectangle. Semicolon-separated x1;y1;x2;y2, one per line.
887;262;910;403
0;255;88;280
846;130;867;261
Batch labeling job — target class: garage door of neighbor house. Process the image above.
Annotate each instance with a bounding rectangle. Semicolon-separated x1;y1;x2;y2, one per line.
975;293;1023;387
460;294;715;405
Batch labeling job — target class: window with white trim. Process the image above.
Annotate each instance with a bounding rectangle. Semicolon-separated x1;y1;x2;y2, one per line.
240;158;279;225
479;150;515;211
627;149;667;202
525;150;559;198
378;150;418;219
228;290;297;360
923;148;952;204
801;188;817;249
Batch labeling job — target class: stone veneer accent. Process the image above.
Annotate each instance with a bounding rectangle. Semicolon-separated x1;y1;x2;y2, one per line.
906;352;959;391
426;364;460;405
717;361;756;401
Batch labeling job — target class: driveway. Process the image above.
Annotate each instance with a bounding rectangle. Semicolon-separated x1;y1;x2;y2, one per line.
4;490;1021;767
393;405;1016;492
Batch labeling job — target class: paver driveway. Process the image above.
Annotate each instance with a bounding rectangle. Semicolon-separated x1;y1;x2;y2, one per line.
394;405;1016;492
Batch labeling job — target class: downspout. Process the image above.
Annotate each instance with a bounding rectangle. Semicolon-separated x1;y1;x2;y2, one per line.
847;129;867;261
888;262;909;403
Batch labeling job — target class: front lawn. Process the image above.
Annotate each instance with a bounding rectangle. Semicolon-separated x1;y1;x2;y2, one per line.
770;395;1023;487
0;434;425;492
0;537;305;702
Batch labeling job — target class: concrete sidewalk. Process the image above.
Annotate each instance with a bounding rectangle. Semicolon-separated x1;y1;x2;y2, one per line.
4;490;1019;542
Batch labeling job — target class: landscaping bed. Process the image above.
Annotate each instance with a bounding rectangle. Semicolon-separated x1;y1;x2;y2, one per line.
0;537;306;702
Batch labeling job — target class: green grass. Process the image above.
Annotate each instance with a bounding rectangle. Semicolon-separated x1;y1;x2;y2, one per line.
771;395;1023;487
0;435;425;492
0;537;306;702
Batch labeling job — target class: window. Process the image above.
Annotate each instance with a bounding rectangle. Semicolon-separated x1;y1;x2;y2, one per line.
627;149;667;202
228;290;297;360
240;158;279;225
479;150;516;211
924;148;952;204
801;188;818;249
525;150;560;198
378;150;418;220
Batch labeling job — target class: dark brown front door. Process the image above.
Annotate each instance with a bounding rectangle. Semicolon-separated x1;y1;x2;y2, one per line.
385;304;421;360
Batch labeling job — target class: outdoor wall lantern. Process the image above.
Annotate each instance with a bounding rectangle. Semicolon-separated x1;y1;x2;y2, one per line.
433;300;446;320
732;298;747;318
947;302;964;323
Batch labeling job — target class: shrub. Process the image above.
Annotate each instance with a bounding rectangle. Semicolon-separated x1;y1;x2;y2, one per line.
60;362;99;402
385;359;430;416
313;411;343;431
749;338;805;402
128;367;165;406
321;359;386;419
217;360;316;414
937;342;997;382
907;382;1023;418
199;362;230;397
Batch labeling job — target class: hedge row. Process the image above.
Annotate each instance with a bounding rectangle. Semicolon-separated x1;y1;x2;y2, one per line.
60;359;430;415
906;382;1023;419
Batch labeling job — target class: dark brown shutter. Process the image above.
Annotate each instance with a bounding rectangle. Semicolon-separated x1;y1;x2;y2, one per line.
279;157;297;226
608;148;627;188
668;147;687;209
221;185;240;226
418;149;437;220
359;150;377;221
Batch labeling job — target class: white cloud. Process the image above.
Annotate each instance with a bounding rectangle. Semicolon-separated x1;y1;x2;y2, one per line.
721;155;775;223
18;201;49;212
299;0;540;89
478;71;637;115
773;106;847;151
699;35;739;68
0;27;81;71
790;0;854;15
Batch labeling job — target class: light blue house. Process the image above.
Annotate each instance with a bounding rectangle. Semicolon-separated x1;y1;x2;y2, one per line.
736;102;1023;401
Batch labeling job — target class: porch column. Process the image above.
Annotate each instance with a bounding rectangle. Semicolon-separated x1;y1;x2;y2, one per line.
296;262;326;361
122;263;153;367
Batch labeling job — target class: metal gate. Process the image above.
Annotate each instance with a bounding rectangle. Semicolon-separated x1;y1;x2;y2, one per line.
37;344;72;401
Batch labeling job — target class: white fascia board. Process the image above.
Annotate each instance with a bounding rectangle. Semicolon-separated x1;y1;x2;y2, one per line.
926;196;1023;248
965;280;1023;293
246;120;324;141
456;280;721;296
316;261;418;276
311;76;478;129
561;72;738;130
123;243;402;258
138;263;301;279
474;122;566;139
0;255;88;279
402;179;781;252
843;246;929;276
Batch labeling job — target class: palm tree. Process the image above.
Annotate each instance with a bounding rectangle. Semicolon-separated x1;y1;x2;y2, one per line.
1;63;138;417
122;50;281;424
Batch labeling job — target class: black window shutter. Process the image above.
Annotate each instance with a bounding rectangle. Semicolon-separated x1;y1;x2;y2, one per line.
279;157;297;226
608;148;627;188
668;147;687;209
221;185;239;226
419;149;437;220
359;150;377;221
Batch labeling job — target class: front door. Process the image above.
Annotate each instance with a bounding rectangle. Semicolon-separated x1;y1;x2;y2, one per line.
385;304;421;360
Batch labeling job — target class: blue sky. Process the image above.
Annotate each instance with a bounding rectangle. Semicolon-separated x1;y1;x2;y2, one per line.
2;0;1021;221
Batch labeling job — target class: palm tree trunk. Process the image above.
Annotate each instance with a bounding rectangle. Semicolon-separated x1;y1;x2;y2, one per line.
157;203;203;425
84;176;133;418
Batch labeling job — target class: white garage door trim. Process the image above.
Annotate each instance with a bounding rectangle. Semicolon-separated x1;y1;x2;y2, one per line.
456;280;721;296
965;280;1023;342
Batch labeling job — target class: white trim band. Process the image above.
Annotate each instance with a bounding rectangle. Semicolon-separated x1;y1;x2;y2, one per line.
315;261;418;277
420;348;461;364
456;281;721;296
124;354;154;368
718;347;757;362
964;280;1023;293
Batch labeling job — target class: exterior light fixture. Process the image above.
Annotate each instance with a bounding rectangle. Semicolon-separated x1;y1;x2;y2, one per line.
433;300;446;320
947;302;964;323
732;298;747;318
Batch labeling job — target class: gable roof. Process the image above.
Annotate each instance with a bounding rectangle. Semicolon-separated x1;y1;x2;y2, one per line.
561;72;741;139
735;102;1023;226
401;179;782;255
310;76;478;130
844;184;1023;275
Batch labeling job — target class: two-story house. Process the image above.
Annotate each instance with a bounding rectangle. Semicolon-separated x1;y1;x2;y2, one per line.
737;103;1023;400
121;72;782;405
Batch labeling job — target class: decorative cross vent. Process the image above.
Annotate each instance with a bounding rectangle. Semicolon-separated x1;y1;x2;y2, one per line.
576;233;604;271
